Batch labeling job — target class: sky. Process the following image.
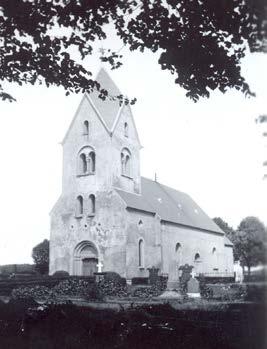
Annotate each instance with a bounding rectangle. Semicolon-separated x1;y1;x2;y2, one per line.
0;28;266;265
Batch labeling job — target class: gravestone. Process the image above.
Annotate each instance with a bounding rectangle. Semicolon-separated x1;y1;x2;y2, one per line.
179;264;193;293
187;277;201;298
147;266;159;285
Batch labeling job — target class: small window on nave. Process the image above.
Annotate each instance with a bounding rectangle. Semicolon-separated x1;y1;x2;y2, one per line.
138;239;145;268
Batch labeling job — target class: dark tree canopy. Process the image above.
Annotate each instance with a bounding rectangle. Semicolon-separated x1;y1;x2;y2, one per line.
213;217;235;239
0;0;266;102
32;239;49;275
235;217;266;273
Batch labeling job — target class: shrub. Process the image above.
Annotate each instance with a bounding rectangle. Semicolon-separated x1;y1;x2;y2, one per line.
97;279;128;298
132;279;167;299
52;271;70;278
198;275;213;299
104;272;126;286
11;286;53;300
85;283;104;301
132;277;149;285
53;278;92;296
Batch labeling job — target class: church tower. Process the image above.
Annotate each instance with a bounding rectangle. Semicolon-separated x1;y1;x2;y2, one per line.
50;69;142;276
61;68;142;195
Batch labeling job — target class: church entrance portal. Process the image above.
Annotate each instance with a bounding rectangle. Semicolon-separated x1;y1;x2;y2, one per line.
73;241;98;276
82;258;98;276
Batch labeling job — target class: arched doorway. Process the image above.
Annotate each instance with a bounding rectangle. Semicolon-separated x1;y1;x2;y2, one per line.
73;241;98;276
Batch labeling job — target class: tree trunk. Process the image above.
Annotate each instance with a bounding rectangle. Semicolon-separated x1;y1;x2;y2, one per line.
247;265;251;282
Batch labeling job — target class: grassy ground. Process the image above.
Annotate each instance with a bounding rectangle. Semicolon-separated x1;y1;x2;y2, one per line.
0;298;265;349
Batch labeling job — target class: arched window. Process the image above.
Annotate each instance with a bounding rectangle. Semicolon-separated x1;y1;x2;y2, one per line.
88;151;95;173
88;194;95;215
212;247;216;254
175;243;181;252
138;239;144;268
76;196;83;216
124;122;128;137
176;243;182;267
77;146;96;176
83;120;89;135
79;153;87;174
194;253;201;262
121;148;131;177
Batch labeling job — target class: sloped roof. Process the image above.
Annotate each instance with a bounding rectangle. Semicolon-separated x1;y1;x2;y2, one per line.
88;68;122;130
116;177;224;234
224;236;234;247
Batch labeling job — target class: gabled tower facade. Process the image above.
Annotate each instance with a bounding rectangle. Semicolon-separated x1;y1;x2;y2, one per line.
49;69;142;276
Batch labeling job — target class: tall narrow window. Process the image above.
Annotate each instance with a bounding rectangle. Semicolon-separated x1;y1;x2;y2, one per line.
88;194;95;215
194;253;201;262
76;196;83;216
121;148;131;177
124;122;128;137
79;153;87;174
138;239;144;268
88;151;95;173
83;120;89;135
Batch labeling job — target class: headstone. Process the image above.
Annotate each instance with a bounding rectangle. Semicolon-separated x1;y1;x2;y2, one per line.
187;277;201;298
179;264;193;293
147;266;159;285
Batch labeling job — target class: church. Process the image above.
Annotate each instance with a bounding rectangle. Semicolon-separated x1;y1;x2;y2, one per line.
49;69;234;284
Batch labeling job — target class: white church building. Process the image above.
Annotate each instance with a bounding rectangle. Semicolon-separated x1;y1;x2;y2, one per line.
49;69;234;284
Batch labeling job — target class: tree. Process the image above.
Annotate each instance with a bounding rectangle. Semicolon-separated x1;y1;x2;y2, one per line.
32;239;49;275
0;0;266;103
234;217;267;277
213;217;235;240
213;217;239;260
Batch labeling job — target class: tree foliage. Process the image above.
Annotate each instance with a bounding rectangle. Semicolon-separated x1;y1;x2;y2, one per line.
234;217;266;273
213;217;238;260
32;239;49;275
213;216;267;270
0;0;266;103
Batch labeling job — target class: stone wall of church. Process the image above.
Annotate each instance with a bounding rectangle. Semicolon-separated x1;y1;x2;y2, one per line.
62;96;141;197
161;222;230;282
125;210;162;279
49;190;128;276
224;246;234;273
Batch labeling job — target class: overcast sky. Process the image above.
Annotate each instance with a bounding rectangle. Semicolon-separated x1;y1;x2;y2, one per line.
0;29;266;265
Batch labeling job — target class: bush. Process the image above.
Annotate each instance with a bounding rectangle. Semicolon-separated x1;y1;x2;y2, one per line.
132;277;149;285
103;272;126;286
53;278;93;296
198;275;213;299
52;271;70;278
132;279;167;299
11;286;53;300
97;279;128;298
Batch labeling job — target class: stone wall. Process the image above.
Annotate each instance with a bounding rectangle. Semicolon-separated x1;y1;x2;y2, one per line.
161;222;229;282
